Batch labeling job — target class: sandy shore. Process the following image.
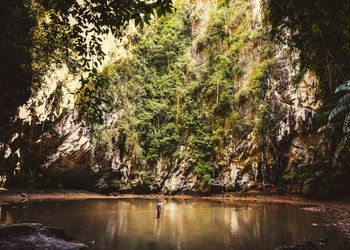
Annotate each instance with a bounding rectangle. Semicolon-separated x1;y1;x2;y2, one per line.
1;189;350;241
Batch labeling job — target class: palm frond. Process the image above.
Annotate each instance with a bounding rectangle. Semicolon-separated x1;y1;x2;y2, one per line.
331;79;350;159
343;113;350;134
335;80;350;94
338;93;350;105
335;134;350;158
328;103;350;121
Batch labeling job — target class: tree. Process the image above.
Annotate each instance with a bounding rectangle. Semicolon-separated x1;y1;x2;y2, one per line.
39;0;173;70
40;0;174;123
265;0;350;94
0;0;174;126
0;0;35;125
329;80;350;158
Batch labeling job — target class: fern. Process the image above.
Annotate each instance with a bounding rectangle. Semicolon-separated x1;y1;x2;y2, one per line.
343;113;350;134
335;80;350;94
328;103;350;121
329;79;350;158
335;134;350;158
338;93;350;105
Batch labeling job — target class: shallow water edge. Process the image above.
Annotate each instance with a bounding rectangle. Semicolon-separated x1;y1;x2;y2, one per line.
1;190;350;242
1;196;350;250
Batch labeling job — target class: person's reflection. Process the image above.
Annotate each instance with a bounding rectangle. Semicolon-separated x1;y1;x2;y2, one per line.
154;217;161;239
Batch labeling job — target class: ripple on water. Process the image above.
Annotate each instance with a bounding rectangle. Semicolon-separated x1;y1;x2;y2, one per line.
1;199;349;250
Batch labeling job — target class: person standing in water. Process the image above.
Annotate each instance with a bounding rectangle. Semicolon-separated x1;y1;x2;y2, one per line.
156;199;162;218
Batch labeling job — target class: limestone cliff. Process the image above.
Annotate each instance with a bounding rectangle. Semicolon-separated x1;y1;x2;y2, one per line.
91;0;333;195
0;0;346;196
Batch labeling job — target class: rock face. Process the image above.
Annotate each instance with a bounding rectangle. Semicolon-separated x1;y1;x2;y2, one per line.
0;223;87;250
0;112;98;190
93;62;323;194
91;0;325;194
41;113;98;190
0;0;343;195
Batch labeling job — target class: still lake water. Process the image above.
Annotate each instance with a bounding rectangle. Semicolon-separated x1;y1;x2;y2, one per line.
1;198;349;250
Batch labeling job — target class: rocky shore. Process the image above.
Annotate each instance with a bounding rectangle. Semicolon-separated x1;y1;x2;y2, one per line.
0;223;87;250
0;189;106;205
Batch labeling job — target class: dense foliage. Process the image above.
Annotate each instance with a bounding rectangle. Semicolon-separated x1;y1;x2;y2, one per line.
0;0;173;188
265;0;350;93
94;0;275;190
329;80;350;158
266;0;350;193
0;0;35;124
38;0;174;122
2;0;350;195
0;0;173;126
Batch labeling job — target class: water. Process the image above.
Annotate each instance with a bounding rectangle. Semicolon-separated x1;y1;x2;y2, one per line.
1;198;349;250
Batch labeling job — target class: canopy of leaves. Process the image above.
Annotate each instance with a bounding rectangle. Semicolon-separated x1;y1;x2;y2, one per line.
265;0;350;94
39;0;173;71
0;0;174;126
0;0;35;125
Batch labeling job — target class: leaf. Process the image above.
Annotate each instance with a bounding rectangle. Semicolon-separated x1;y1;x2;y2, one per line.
343;113;350;134
134;17;140;27
338;93;350;105
139;20;144;29
335;134;350;158
144;17;151;25
328;103;350;121
156;8;163;17
335;80;350;93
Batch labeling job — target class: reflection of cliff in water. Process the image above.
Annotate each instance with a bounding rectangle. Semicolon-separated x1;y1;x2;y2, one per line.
1;199;349;250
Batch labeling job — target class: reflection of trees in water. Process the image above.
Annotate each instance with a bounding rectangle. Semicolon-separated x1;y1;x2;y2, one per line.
154;218;161;238
0;200;331;249
106;200;309;249
0;205;13;224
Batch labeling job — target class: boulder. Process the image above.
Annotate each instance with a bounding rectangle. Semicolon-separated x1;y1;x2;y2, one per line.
0;223;87;250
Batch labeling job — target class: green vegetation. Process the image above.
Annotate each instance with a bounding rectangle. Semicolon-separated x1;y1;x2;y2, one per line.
265;0;350;93
329;80;350;158
0;0;174;127
0;0;35;123
0;0;174;188
2;0;350;196
265;0;350;195
93;0;275;190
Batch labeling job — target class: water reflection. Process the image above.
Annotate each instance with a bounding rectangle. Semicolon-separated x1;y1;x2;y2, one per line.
0;199;349;250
